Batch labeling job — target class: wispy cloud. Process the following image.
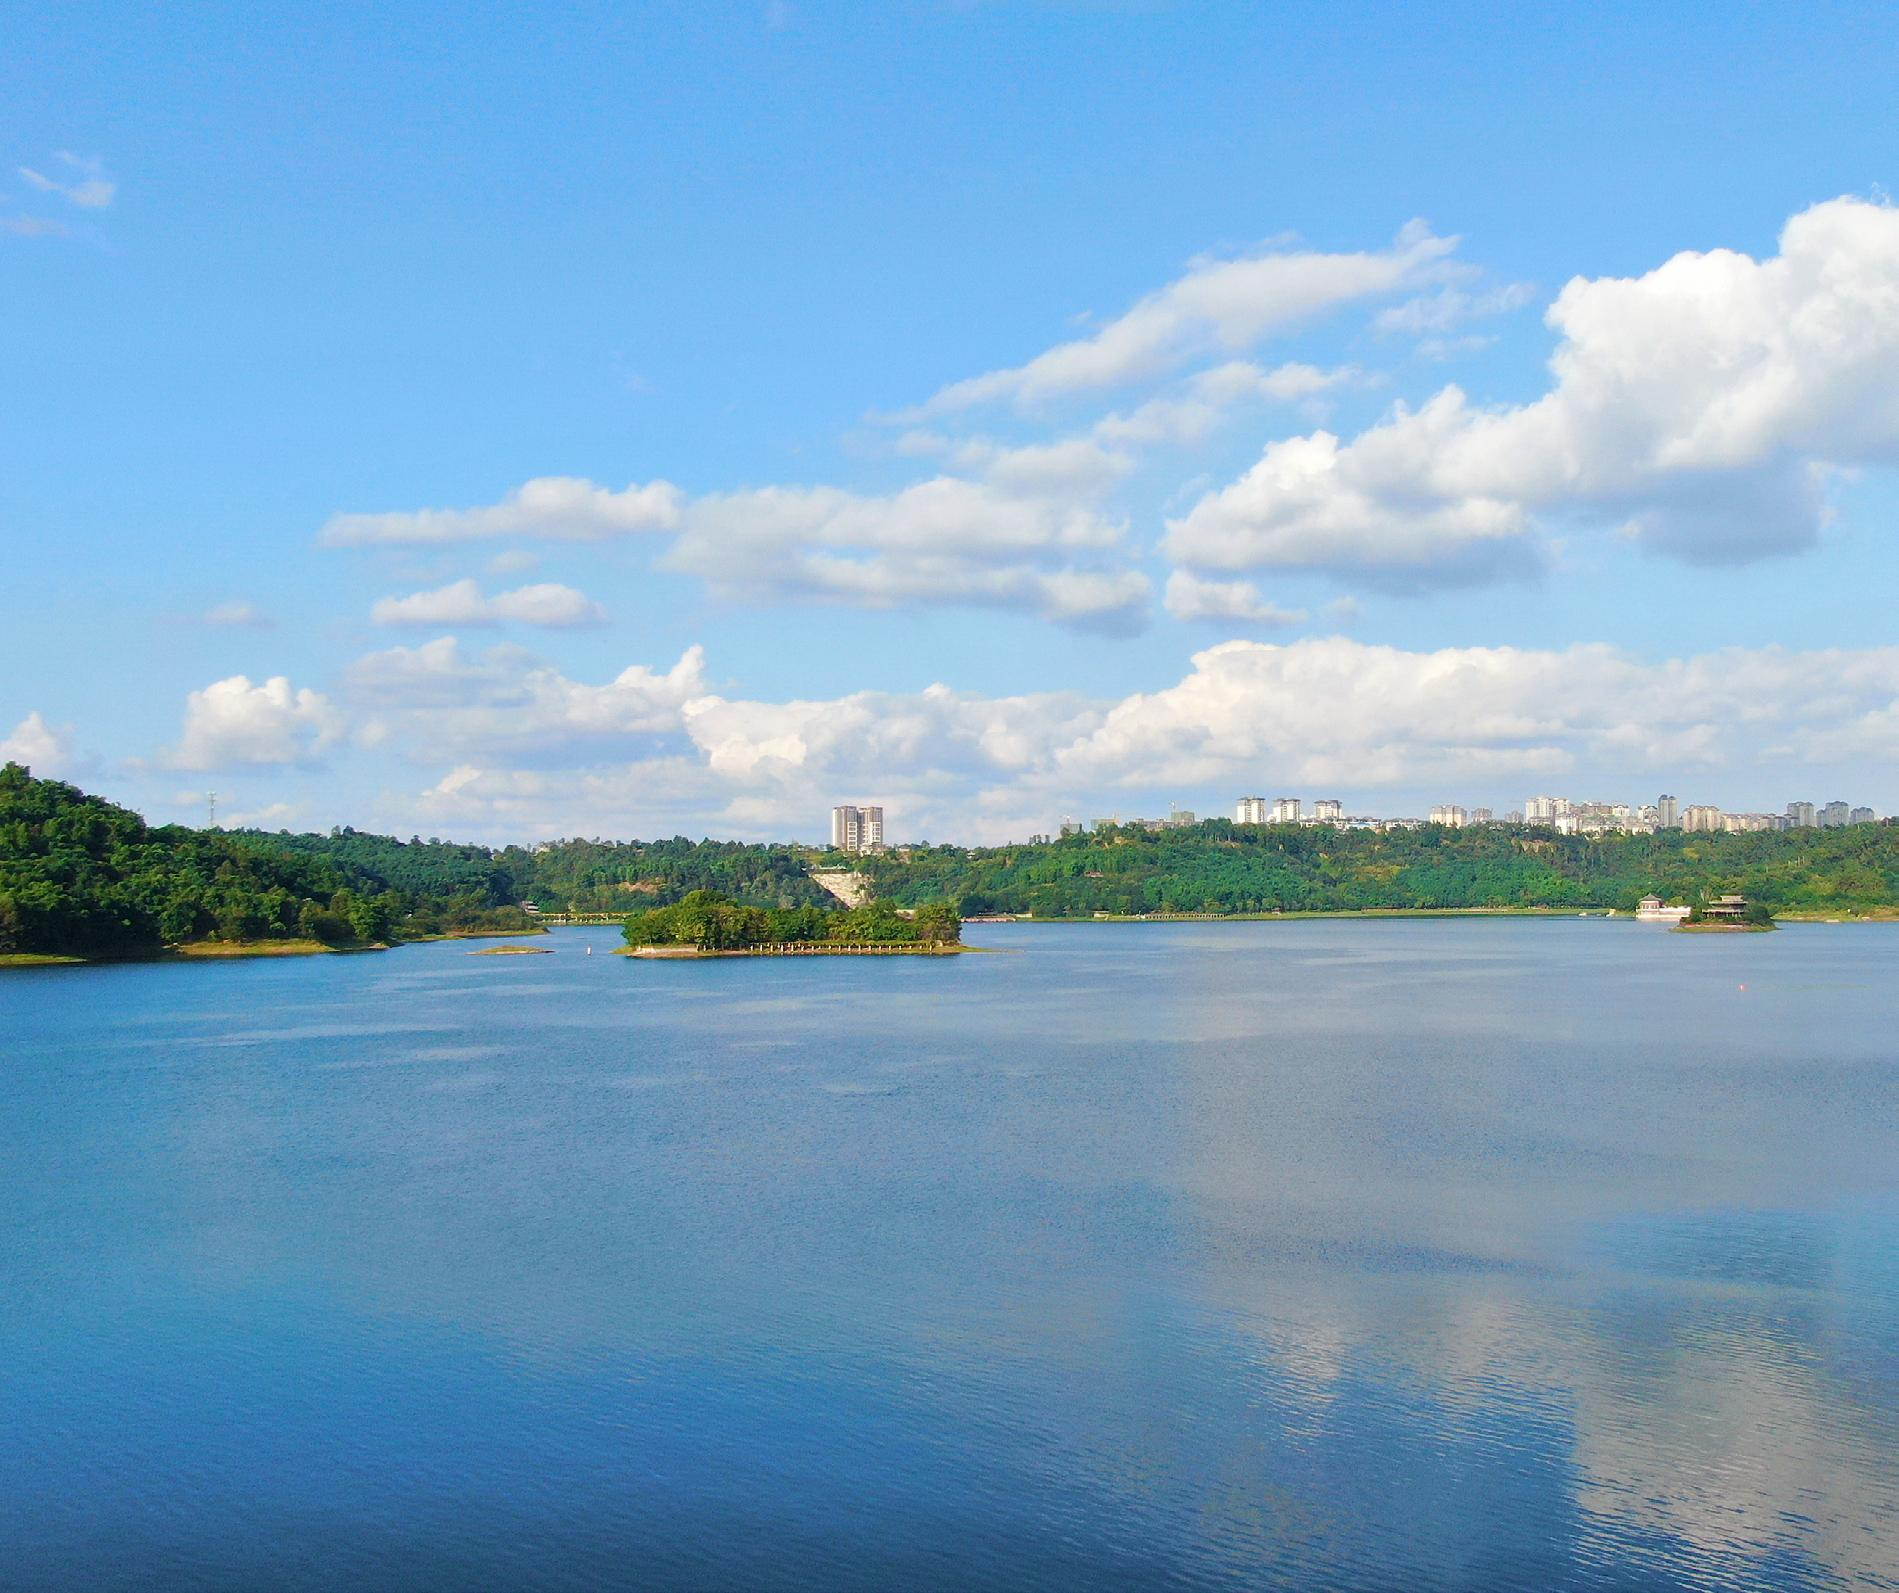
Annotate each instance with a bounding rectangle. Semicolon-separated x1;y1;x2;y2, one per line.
911;221;1456;414
1;214;67;238
201;599;274;629
320;477;683;546
371;578;608;628
19;151;115;209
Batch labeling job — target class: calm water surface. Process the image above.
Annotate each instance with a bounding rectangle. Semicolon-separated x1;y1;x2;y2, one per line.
3;919;1896;1591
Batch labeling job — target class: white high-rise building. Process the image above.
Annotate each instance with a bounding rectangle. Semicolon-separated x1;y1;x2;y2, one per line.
1429;805;1468;827
1234;796;1268;824
1787;801;1817;828
1313;799;1343;822
830;804;885;854
1271;797;1302;824
1656;794;1679;828
1851;806;1877;825
1821;800;1851;828
1683;804;1724;833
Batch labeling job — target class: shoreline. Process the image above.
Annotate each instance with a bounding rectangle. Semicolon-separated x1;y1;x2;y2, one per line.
12;909;1891;971
982;907;1608;924
1;924;545;970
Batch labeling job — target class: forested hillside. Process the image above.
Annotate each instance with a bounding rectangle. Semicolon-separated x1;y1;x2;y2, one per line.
500;837;833;912
251;830;834;913
0;765;528;958
859;819;1899;918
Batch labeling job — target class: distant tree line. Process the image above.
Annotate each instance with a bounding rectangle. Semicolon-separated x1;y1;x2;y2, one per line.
9;764;1897;960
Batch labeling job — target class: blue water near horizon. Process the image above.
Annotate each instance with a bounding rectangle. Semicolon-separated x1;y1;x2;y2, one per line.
3;919;1896;1590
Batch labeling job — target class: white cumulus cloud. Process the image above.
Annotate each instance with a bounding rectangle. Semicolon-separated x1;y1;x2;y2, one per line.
158;676;343;771
1168;196;1899;584
333;637;1899;844
1;711;80;776
1163;572;1307;627
669;477;1150;630
345;639;708;764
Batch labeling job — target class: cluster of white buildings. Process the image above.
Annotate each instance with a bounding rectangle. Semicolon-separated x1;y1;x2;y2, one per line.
1510;794;1880;836
1231;797;1396;830
829;804;886;854
1212;793;1884;835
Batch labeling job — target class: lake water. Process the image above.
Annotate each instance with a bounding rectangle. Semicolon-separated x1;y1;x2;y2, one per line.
3;919;1896;1591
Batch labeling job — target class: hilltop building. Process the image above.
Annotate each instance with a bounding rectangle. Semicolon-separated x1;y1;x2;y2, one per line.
830;804;885;855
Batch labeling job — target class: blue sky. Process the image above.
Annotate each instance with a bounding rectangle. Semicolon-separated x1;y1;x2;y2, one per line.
6;1;1899;842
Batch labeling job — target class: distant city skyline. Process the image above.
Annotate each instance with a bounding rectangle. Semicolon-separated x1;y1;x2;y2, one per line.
856;788;1890;850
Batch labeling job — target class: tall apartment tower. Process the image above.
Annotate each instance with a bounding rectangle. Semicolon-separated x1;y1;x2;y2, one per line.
1313;799;1343;822
1271;797;1302;824
1656;794;1679;828
1235;796;1268;824
1821;800;1851;828
831;803;884;853
1787;801;1817;828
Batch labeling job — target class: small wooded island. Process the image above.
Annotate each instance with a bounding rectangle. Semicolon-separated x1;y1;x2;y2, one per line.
619;890;964;957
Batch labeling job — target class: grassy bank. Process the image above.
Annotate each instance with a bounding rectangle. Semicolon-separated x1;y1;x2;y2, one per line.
167;938;386;959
